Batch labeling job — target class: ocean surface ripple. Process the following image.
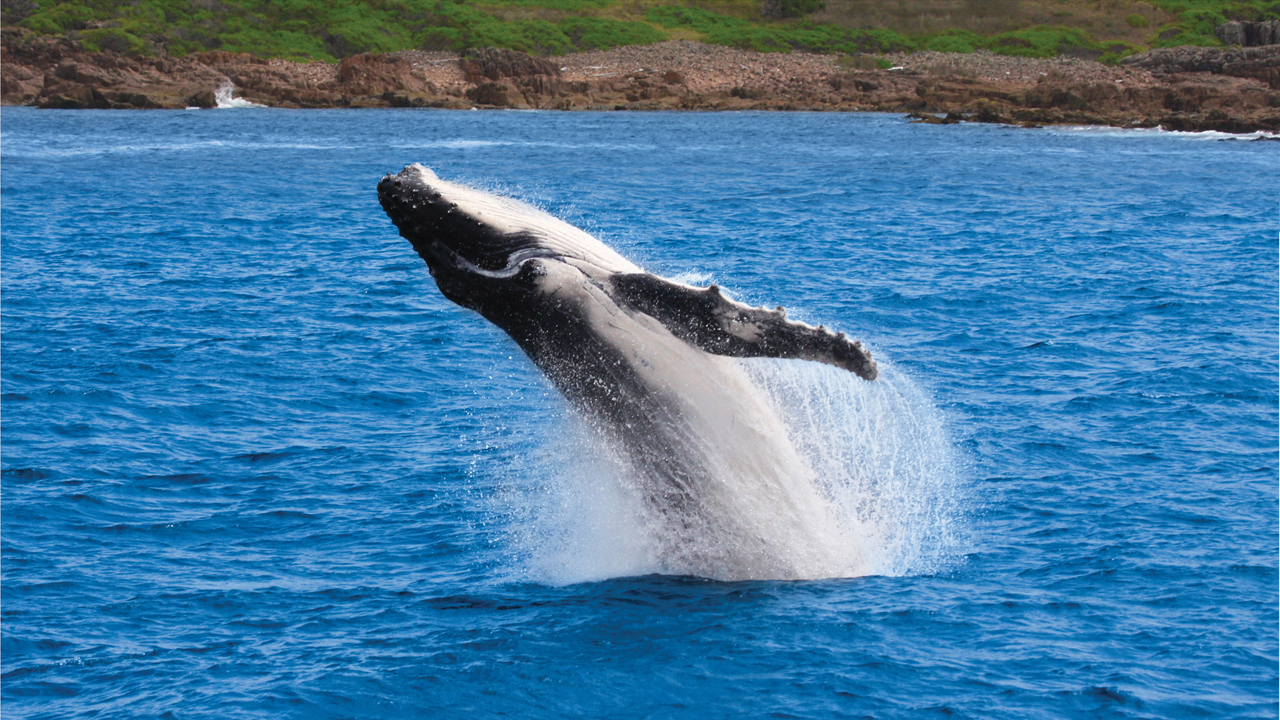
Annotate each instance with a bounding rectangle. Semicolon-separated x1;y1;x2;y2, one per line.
2;108;1276;719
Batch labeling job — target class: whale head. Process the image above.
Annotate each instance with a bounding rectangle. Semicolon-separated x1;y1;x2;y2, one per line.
377;164;638;313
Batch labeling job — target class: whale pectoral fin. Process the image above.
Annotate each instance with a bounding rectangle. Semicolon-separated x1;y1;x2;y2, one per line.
610;273;878;381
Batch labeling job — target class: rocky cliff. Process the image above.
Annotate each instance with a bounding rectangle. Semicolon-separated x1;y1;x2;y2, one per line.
3;30;1278;134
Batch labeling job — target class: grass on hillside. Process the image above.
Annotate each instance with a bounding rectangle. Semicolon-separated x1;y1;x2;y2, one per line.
3;0;1276;62
1146;0;1280;46
7;0;670;58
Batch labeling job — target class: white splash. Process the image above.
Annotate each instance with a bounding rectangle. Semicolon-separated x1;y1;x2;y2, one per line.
745;359;966;577
667;270;716;287
215;81;264;109
507;356;966;584
1049;124;1278;142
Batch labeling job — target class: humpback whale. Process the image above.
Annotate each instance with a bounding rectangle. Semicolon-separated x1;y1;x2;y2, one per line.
378;164;878;580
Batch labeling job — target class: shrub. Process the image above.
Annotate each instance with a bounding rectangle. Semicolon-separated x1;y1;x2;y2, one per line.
18;3;95;34
645;6;740;35
925;29;983;53
762;0;826;20
987;25;1099;58
482;0;615;9
77;26;149;54
409;2;572;54
1144;0;1279;47
466;17;574;55
558;16;667;50
1125;13;1149;27
1149;23;1220;48
420;27;466;51
1097;41;1142;64
646;6;913;54
315;5;409;55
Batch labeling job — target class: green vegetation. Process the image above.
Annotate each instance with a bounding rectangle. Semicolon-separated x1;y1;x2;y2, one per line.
2;0;1275;62
558;16;667;51
647;7;1141;60
764;0;825;20
646;5;911;54
923;25;1142;64
1145;0;1279;46
986;26;1107;58
416;4;665;55
4;0;668;58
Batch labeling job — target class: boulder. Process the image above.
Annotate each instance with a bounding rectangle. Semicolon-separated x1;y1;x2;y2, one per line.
336;53;415;96
459;47;559;83
466;80;516;107
37;83;105;109
1215;20;1280;47
186;90;217;108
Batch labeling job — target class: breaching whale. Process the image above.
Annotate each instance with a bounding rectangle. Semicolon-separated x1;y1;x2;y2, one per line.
378;164;878;580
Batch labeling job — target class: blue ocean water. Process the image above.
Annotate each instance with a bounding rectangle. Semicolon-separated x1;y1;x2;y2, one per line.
2;106;1276;719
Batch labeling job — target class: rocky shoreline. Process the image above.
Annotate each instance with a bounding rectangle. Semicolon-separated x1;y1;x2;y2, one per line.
3;30;1278;134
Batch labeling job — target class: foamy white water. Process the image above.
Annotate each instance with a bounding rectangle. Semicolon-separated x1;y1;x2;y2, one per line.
511;357;965;584
215;82;265;109
747;359;966;577
1049;125;1280;142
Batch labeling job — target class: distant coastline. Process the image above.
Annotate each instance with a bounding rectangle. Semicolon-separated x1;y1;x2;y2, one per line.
3;33;1277;134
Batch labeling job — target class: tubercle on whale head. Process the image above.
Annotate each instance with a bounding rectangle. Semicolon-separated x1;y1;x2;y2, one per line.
376;164;548;277
378;166;465;270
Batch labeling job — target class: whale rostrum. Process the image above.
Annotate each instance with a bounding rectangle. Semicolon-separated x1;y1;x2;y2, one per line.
377;163;877;580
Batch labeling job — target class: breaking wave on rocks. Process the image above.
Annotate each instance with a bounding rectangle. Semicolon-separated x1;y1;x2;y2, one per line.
214;81;265;109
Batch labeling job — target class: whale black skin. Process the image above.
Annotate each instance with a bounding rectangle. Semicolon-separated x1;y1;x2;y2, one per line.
377;164;877;578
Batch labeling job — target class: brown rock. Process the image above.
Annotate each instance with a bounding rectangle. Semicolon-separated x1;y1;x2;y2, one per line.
110;91;160;109
467;80;515;107
520;74;563;96
186;90;217;108
336;53;415;96
381;91;418;107
907;111;944;123
1122;45;1280;86
187;51;261;66
971;103;1008;124
0;63;41;104
38;83;104;109
1215;20;1280;47
459;47;560;84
